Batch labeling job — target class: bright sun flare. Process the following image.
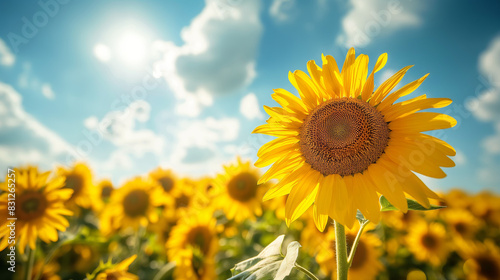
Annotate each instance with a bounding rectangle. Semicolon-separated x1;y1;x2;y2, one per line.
116;32;147;65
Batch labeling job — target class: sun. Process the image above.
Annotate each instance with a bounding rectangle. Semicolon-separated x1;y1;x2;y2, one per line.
116;32;147;65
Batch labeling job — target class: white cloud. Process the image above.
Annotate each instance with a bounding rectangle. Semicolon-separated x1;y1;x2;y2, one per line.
0;38;15;66
269;0;296;22
0;82;77;170
467;35;500;122
336;0;423;48
41;83;55;99
153;0;263;117
454;149;467;166
482;122;500;155
467;35;500;190
377;68;396;85
160;116;240;176
85;100;164;157
240;92;264;120
478;35;500;88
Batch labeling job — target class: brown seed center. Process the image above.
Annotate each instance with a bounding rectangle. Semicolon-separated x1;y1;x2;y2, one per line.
187;226;212;255
300;97;390;176
227;172;258;202
476;256;499;279
64;173;84;197
123;189;150;217
421;233;438;249
17;191;47;221
158;177;174;193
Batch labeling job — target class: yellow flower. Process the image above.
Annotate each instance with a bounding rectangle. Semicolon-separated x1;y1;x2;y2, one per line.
381;209;424;231
94;179;114;212
405;221;449;266
316;222;382;279
469;192;500;228
441;208;481;240
0;166;73;254
213;157;266;222
57;162;95;209
92;255;138;280
149;167;181;198
253;49;455;229
167;212;218;280
101;177;164;235
459;240;500;280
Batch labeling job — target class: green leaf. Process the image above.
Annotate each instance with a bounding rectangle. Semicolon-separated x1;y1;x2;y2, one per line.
355;210;368;224
379;196;446;212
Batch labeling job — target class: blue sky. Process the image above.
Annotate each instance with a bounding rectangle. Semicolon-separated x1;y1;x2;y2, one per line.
0;0;499;193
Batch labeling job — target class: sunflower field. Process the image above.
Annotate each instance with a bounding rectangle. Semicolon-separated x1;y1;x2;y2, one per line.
1;1;500;279
1;160;499;280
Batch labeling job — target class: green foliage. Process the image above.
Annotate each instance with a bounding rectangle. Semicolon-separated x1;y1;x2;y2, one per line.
379;196;446;212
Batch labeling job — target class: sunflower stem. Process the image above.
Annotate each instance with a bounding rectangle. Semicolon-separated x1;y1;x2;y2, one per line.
131;226;145;272
294;263;319;280
347;220;369;267
334;220;348;280
24;245;36;280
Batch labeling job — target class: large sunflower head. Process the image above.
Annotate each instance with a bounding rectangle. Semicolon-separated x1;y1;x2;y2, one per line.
405;221;450;267
57;162;95;210
167;212;218;280
0;166;73;254
253;48;456;229
101;177;164;234
213;157;266;222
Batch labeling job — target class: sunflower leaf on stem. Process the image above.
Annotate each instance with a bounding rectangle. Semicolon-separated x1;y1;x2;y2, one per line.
379;196;445;212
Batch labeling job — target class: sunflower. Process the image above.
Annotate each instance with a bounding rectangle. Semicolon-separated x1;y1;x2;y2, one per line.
101;177;164;235
213;157;266;222
316;222;382;279
94;179;114;212
469;192;500;228
162;178;198;221
253;48;455;229
167;212;218;280
90;255;138;280
405;221;449;266
149;167;181;198
441;208;481;240
57;162;95;209
459;240;500;280
380;208;424;231
0;166;73;254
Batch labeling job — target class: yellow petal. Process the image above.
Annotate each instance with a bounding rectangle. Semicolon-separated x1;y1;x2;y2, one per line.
384;97;452;121
285;171;320;225
374;53;388;73
367;163;408;213
389;112;457;133
315;175;334;216
371;65;413;106
313;204;329;232
378;73;429;111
